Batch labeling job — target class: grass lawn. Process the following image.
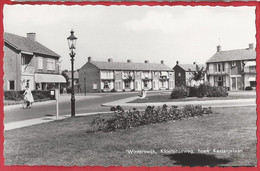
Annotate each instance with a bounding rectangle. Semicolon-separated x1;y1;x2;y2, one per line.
129;91;256;103
4;106;256;167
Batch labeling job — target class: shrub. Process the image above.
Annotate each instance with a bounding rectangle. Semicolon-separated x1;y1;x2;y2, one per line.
170;86;189;99
187;84;228;98
197;84;210;97
245;86;253;91
110;88;117;92
4;91;24;101
91;104;212;132
4;90;51;101
188;86;198;97
110;105;124;112
206;86;228;97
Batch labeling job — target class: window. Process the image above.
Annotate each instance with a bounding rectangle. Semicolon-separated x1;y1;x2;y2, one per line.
21;54;32;65
217;63;221;72
169;81;174;88
144;80;148;88
144;72;149;78
26;80;30;87
103;81;109;89
93;83;97;90
250;81;256;87
135;81;138;89
47;59;55;70
162;81;166;87
214;76;226;87
9;80;15;90
232;62;236;67
178;73;181;77
118;82;121;89
249;66;256;73
216;63;225;72
125;81;130;88
38;57;43;69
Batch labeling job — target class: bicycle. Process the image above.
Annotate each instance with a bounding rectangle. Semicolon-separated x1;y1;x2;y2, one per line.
22;96;30;109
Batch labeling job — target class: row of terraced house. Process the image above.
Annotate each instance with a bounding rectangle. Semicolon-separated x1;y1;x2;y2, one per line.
3;32;256;92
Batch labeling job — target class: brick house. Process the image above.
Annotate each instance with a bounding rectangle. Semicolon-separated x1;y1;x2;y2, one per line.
206;44;256;91
78;57;175;93
4;32;66;91
173;61;205;87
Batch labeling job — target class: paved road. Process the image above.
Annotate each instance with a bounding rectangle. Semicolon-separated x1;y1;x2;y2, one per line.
4;92;140;123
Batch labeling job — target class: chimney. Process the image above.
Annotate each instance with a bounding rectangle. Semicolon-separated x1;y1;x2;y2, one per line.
88;56;92;62
108;58;113;62
176;61;179;65
27;33;36;41
145;60;149;64
127;59;132;63
161;60;164;64
249;43;254;50
217;45;221;52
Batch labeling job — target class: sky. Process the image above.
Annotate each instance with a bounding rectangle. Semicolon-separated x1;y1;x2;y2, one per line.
4;5;256;70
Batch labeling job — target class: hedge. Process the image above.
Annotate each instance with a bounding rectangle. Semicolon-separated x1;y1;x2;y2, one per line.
4;90;51;101
170;86;189;99
172;84;228;99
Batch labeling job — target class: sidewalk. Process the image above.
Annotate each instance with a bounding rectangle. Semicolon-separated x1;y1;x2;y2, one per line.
102;96;256;108
4;111;113;131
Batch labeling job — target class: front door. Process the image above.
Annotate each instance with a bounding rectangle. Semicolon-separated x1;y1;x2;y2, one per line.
231;77;236;90
231;76;242;91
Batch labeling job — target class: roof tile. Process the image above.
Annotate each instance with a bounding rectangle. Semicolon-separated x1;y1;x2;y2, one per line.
89;61;172;71
4;32;60;57
207;49;256;63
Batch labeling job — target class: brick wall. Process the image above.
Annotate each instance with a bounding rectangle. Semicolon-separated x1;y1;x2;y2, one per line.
34;54;59;74
79;63;100;93
4;44;21;91
174;65;186;87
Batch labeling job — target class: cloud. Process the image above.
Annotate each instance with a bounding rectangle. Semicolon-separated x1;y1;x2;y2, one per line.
125;10;176;33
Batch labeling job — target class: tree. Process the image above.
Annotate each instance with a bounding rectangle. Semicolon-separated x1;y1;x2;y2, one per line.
61;70;70;87
190;65;206;81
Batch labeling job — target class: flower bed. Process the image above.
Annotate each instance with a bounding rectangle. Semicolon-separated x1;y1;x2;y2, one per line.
91;104;212;132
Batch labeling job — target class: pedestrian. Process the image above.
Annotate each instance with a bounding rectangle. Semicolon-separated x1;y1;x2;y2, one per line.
23;85;34;108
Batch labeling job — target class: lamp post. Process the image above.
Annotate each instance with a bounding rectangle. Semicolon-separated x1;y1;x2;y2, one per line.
83;72;86;96
67;29;77;117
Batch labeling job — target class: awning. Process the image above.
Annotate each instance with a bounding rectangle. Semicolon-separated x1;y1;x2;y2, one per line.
248;77;256;82
35;74;66;83
245;61;256;67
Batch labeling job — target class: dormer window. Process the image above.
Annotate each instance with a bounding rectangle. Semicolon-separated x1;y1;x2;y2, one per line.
21;54;32;65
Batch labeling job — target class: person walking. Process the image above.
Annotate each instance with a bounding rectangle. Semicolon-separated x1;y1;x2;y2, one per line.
23;85;34;108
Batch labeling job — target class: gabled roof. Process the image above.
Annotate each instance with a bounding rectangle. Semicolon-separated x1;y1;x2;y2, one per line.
207;48;256;63
4;32;60;57
174;64;205;72
88;61;172;71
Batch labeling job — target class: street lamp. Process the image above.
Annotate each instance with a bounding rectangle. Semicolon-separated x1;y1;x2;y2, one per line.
67;29;77;117
83;72;86;96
